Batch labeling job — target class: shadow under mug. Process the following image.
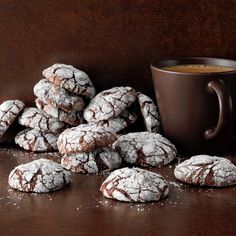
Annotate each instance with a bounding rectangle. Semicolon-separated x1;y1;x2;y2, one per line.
151;57;236;154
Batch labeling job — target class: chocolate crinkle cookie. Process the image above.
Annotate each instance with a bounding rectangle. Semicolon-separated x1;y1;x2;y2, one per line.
113;132;176;167
42;63;96;99
0;100;25;138
137;92;161;133
84;86;137;122
88;109;137;133
34;79;85;112
35;98;84;126
174;155;236;187
15;128;58;152
18;107;67;134
100;167;169;202
57;124;117;154
8;158;71;193
61;147;122;174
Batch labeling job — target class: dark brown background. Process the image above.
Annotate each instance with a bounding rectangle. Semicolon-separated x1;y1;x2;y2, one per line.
0;1;236;235
1;0;236;104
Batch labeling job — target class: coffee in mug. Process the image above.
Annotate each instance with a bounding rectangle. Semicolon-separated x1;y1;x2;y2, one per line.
151;58;236;154
162;64;235;73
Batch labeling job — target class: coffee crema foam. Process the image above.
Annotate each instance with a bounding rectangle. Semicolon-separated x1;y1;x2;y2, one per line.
162;64;235;73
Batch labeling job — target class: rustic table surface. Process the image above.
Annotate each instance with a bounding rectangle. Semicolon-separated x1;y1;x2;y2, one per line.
0;143;235;236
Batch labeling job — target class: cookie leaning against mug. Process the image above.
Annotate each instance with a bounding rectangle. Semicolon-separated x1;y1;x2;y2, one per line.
137;92;161;133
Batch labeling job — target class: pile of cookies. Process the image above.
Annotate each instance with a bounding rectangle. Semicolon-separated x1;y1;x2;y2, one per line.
58;124;122;174
1;63;236;200
15;64;96;152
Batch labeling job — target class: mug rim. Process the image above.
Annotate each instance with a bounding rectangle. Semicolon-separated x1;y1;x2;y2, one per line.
151;57;236;76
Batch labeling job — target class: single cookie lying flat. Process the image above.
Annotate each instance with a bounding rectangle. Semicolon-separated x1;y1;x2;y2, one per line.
0;100;25;138
18;107;66;134
34;79;85;112
43;63;96;99
61;147;122;174
100;167;169;202
15;128;58;152
8;158;71;193
174;155;236;187
35;98;84;126
113;132;177;167
137;92;160;133
57;124;117;154
89;110;137;133
84;86;137;122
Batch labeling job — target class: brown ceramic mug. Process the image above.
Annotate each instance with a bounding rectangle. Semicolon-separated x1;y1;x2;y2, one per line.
151;57;236;154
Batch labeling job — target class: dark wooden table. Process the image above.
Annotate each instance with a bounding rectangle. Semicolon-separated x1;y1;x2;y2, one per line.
0;144;235;236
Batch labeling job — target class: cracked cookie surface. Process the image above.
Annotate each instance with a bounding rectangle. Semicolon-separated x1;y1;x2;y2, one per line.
84;86;137;122
34;79;85;112
18;107;66;134
0;100;25;138
174;155;236;187
43;63;95;99
35;98;84;126
137;92;160;133
113;132;177;167
15;128;58;152
89;110;137;133
100;167;169;202
57;124;117;154
8;158;71;193
61;147;122;174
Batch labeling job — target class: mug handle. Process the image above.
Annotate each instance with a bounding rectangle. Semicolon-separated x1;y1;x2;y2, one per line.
204;79;232;140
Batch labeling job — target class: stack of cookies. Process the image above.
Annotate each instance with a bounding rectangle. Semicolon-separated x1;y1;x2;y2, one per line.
58;124;122;174
15;64;96;152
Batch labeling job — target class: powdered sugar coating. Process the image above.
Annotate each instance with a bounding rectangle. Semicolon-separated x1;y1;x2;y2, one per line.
113;132;176;167
0;100;25;138
43;63;95;99
15;128;58;152
84;86;137;122
57;124;117;154
61;147;122;174
100;167;169;202
34;79;85;112
35;98;84;126
174;155;236;187
8;158;71;193
137;92;160;133
89;110;137;133
18;107;66;134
